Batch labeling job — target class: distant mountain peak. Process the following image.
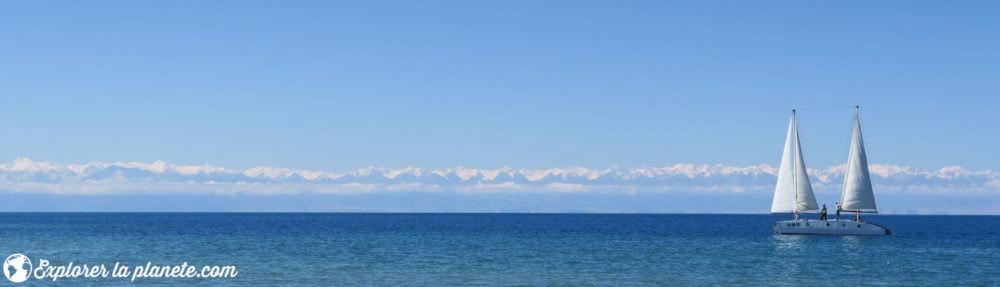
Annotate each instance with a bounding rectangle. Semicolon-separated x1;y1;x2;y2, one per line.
0;158;995;195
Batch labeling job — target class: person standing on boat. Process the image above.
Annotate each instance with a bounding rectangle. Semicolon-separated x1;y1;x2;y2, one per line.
819;205;828;221
835;202;841;220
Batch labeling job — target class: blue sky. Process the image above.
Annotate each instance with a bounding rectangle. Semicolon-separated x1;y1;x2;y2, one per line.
0;1;998;213
2;1;998;171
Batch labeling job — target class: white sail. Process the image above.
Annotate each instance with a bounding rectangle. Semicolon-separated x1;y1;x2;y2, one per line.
792;117;819;212
771;112;819;213
840;109;877;212
771;117;797;213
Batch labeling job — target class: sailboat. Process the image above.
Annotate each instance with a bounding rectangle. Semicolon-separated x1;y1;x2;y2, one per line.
772;107;891;235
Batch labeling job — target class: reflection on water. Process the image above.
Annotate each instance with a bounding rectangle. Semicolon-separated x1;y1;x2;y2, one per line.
839;235;864;255
769;235;812;285
772;234;807;251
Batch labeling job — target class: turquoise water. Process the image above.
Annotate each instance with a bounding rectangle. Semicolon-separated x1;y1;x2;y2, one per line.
1;213;998;286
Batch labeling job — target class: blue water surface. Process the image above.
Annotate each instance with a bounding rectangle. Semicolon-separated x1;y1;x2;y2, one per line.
0;213;998;286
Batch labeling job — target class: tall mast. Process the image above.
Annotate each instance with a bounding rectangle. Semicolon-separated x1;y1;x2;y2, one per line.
792;109;798;215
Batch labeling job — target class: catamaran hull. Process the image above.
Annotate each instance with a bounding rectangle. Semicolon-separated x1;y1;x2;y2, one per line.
773;219;890;235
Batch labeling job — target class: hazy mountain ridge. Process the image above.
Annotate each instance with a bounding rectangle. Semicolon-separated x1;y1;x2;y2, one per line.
0;158;995;193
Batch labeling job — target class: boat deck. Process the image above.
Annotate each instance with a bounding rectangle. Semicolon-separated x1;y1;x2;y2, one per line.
773;219;890;235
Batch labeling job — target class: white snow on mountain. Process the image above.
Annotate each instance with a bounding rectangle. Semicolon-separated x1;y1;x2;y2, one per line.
0;158;995;195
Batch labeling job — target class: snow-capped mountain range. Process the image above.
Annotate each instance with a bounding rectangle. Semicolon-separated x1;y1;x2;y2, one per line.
0;158;995;195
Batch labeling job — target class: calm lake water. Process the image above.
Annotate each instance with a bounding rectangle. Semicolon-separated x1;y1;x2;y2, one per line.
1;213;998;286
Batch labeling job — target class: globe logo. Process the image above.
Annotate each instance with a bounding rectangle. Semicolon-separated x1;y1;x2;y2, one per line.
3;254;31;283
